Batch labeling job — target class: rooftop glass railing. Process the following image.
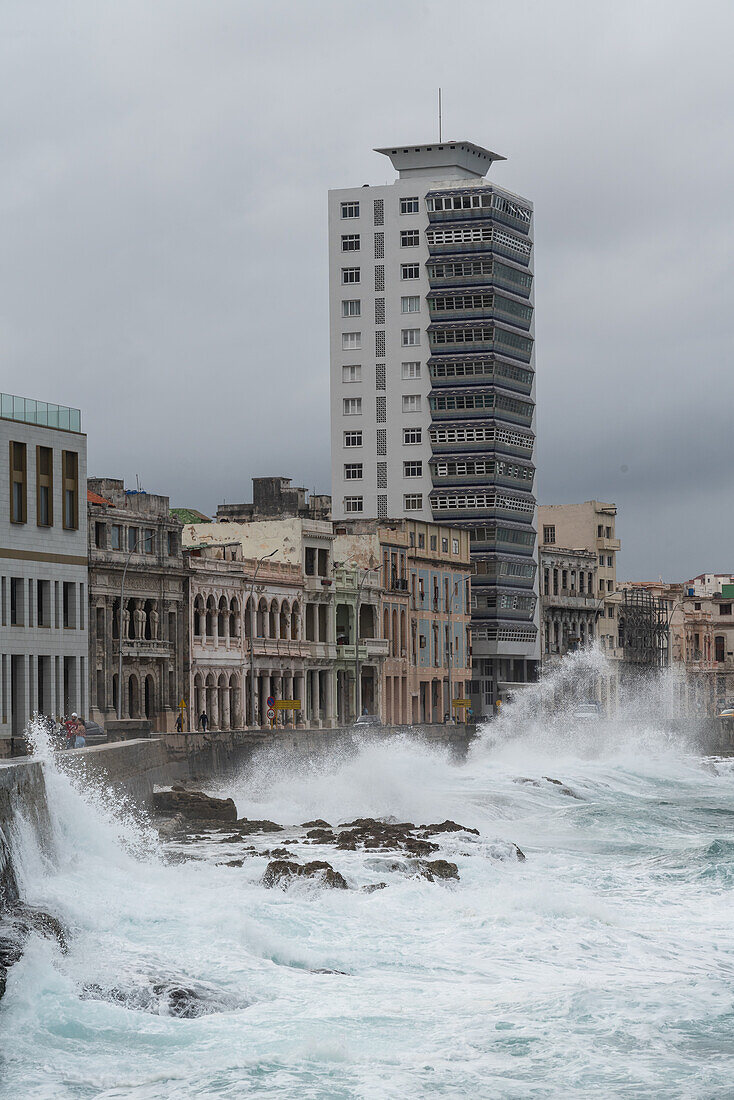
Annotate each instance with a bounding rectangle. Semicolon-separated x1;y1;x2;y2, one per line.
0;393;81;431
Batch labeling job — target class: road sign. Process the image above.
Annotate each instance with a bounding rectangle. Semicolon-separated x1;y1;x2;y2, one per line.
452;698;471;708
179;698;187;709
275;700;302;710
266;696;275;708
266;707;275;721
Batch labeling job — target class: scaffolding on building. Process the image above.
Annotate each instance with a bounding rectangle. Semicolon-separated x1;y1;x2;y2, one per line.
618;588;670;668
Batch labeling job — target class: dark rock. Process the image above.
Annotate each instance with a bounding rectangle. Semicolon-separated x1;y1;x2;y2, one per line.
404;837;439;856
420;859;459;882
264;847;296;859
542;778;582;799
514;777;540;787
311;967;348;975
222;859;244;867
83;976;243;1017
301;819;332;829
262;859;348;890
421;819;480;836
362;882;388;893
235;818;284;834
336;836;358;851
513;845;526;862
306;829;336;842
15;905;68;953
152;789;237;822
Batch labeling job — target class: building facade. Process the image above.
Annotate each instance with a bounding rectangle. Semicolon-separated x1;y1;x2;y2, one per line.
87;479;186;732
540;545;598;662
335;517;472;724
328;141;538;717
538;501;620;651
185;539;310;729
0;393;88;743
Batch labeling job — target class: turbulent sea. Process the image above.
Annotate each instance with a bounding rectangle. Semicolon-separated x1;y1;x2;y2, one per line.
3;656;734;1099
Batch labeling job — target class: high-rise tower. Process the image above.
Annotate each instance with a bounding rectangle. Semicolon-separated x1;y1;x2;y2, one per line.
328;141;538;716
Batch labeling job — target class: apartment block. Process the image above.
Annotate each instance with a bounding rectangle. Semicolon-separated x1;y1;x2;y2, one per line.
538;501;620;650
329;141;539;716
0;393;88;744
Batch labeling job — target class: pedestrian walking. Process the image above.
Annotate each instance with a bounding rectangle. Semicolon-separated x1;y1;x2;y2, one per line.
175;713;183;732
198;711;208;733
64;713;81;749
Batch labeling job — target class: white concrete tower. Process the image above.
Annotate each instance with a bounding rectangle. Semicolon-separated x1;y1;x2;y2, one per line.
328;141;539;715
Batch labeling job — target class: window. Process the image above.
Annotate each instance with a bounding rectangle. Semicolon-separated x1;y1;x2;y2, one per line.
401;296;420;313
430;535;437;550
343;397;362;416
128;526;140;552
598;554;604;566
9;441;27;524
342;364;362;383
344;463;363;480
401;328;420;346
442;537;449;553
720;604;732;616
143;528;155;554
400;197;420;214
400;230;419;247
401;361;421;379
341;234;360;251
344;496;363;513
94;522;106;549
607;555;613;568
342;331;361;350
597;524;604;537
342;267;360;284
167;531;178;555
344;430;362;447
452;538;459;554
403;395;421;413
62;581;75;629
341;201;360;219
403;428;422;445
401;263;420;280
607;606;614;618
404;494;423;511
607;579;613;592
404;461;422;477
341;299;361;318
111;524;122;550
418;533;425;548
543;525;555;544
10;577;23;625
36;579;50;627
36;446;53;527
61;450;78;530
606;527;612;538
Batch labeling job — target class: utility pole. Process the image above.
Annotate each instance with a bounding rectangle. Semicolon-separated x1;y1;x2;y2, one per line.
117;535;139;719
249;550;277;728
355;564;382;720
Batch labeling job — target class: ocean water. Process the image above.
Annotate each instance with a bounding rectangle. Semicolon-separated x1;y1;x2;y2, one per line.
2;653;734;1099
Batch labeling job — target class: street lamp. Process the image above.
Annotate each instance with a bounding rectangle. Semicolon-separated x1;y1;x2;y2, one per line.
355;564;382;720
117;534;139;720
249;549;277;728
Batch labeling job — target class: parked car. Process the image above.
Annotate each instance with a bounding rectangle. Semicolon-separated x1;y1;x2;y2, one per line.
355;714;382;728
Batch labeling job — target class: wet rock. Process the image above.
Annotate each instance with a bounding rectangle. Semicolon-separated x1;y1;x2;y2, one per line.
0;934;23;999
262;859;348;890
301;819;332;829
486;841;526;863
306;829;336;843
311;967;349;975
362;882;388;893
235;818;284;835
83;976;243;1017
264;847;296;859
420;859;459;882
15;905;68;953
421;820;480;837
514;777;541;787
152;789;237;823
222;858;245;867
542;777;582;799
404;837;439;857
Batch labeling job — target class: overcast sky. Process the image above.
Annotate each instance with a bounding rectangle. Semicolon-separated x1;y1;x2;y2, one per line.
2;0;732;581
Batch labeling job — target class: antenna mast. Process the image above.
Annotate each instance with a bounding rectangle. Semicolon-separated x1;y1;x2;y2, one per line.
438;88;442;142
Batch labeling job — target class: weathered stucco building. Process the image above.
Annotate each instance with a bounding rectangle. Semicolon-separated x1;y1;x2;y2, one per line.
540;544;598;662
87;479;186;732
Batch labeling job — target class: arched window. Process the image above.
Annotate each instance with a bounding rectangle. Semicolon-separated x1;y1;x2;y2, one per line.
206;597;215;638
229;598;239;638
291;601;300;639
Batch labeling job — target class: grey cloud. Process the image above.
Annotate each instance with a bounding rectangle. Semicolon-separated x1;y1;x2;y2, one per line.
1;0;732;580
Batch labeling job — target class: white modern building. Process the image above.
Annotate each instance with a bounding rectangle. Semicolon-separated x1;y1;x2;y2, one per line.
0;393;88;745
328;141;539;716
